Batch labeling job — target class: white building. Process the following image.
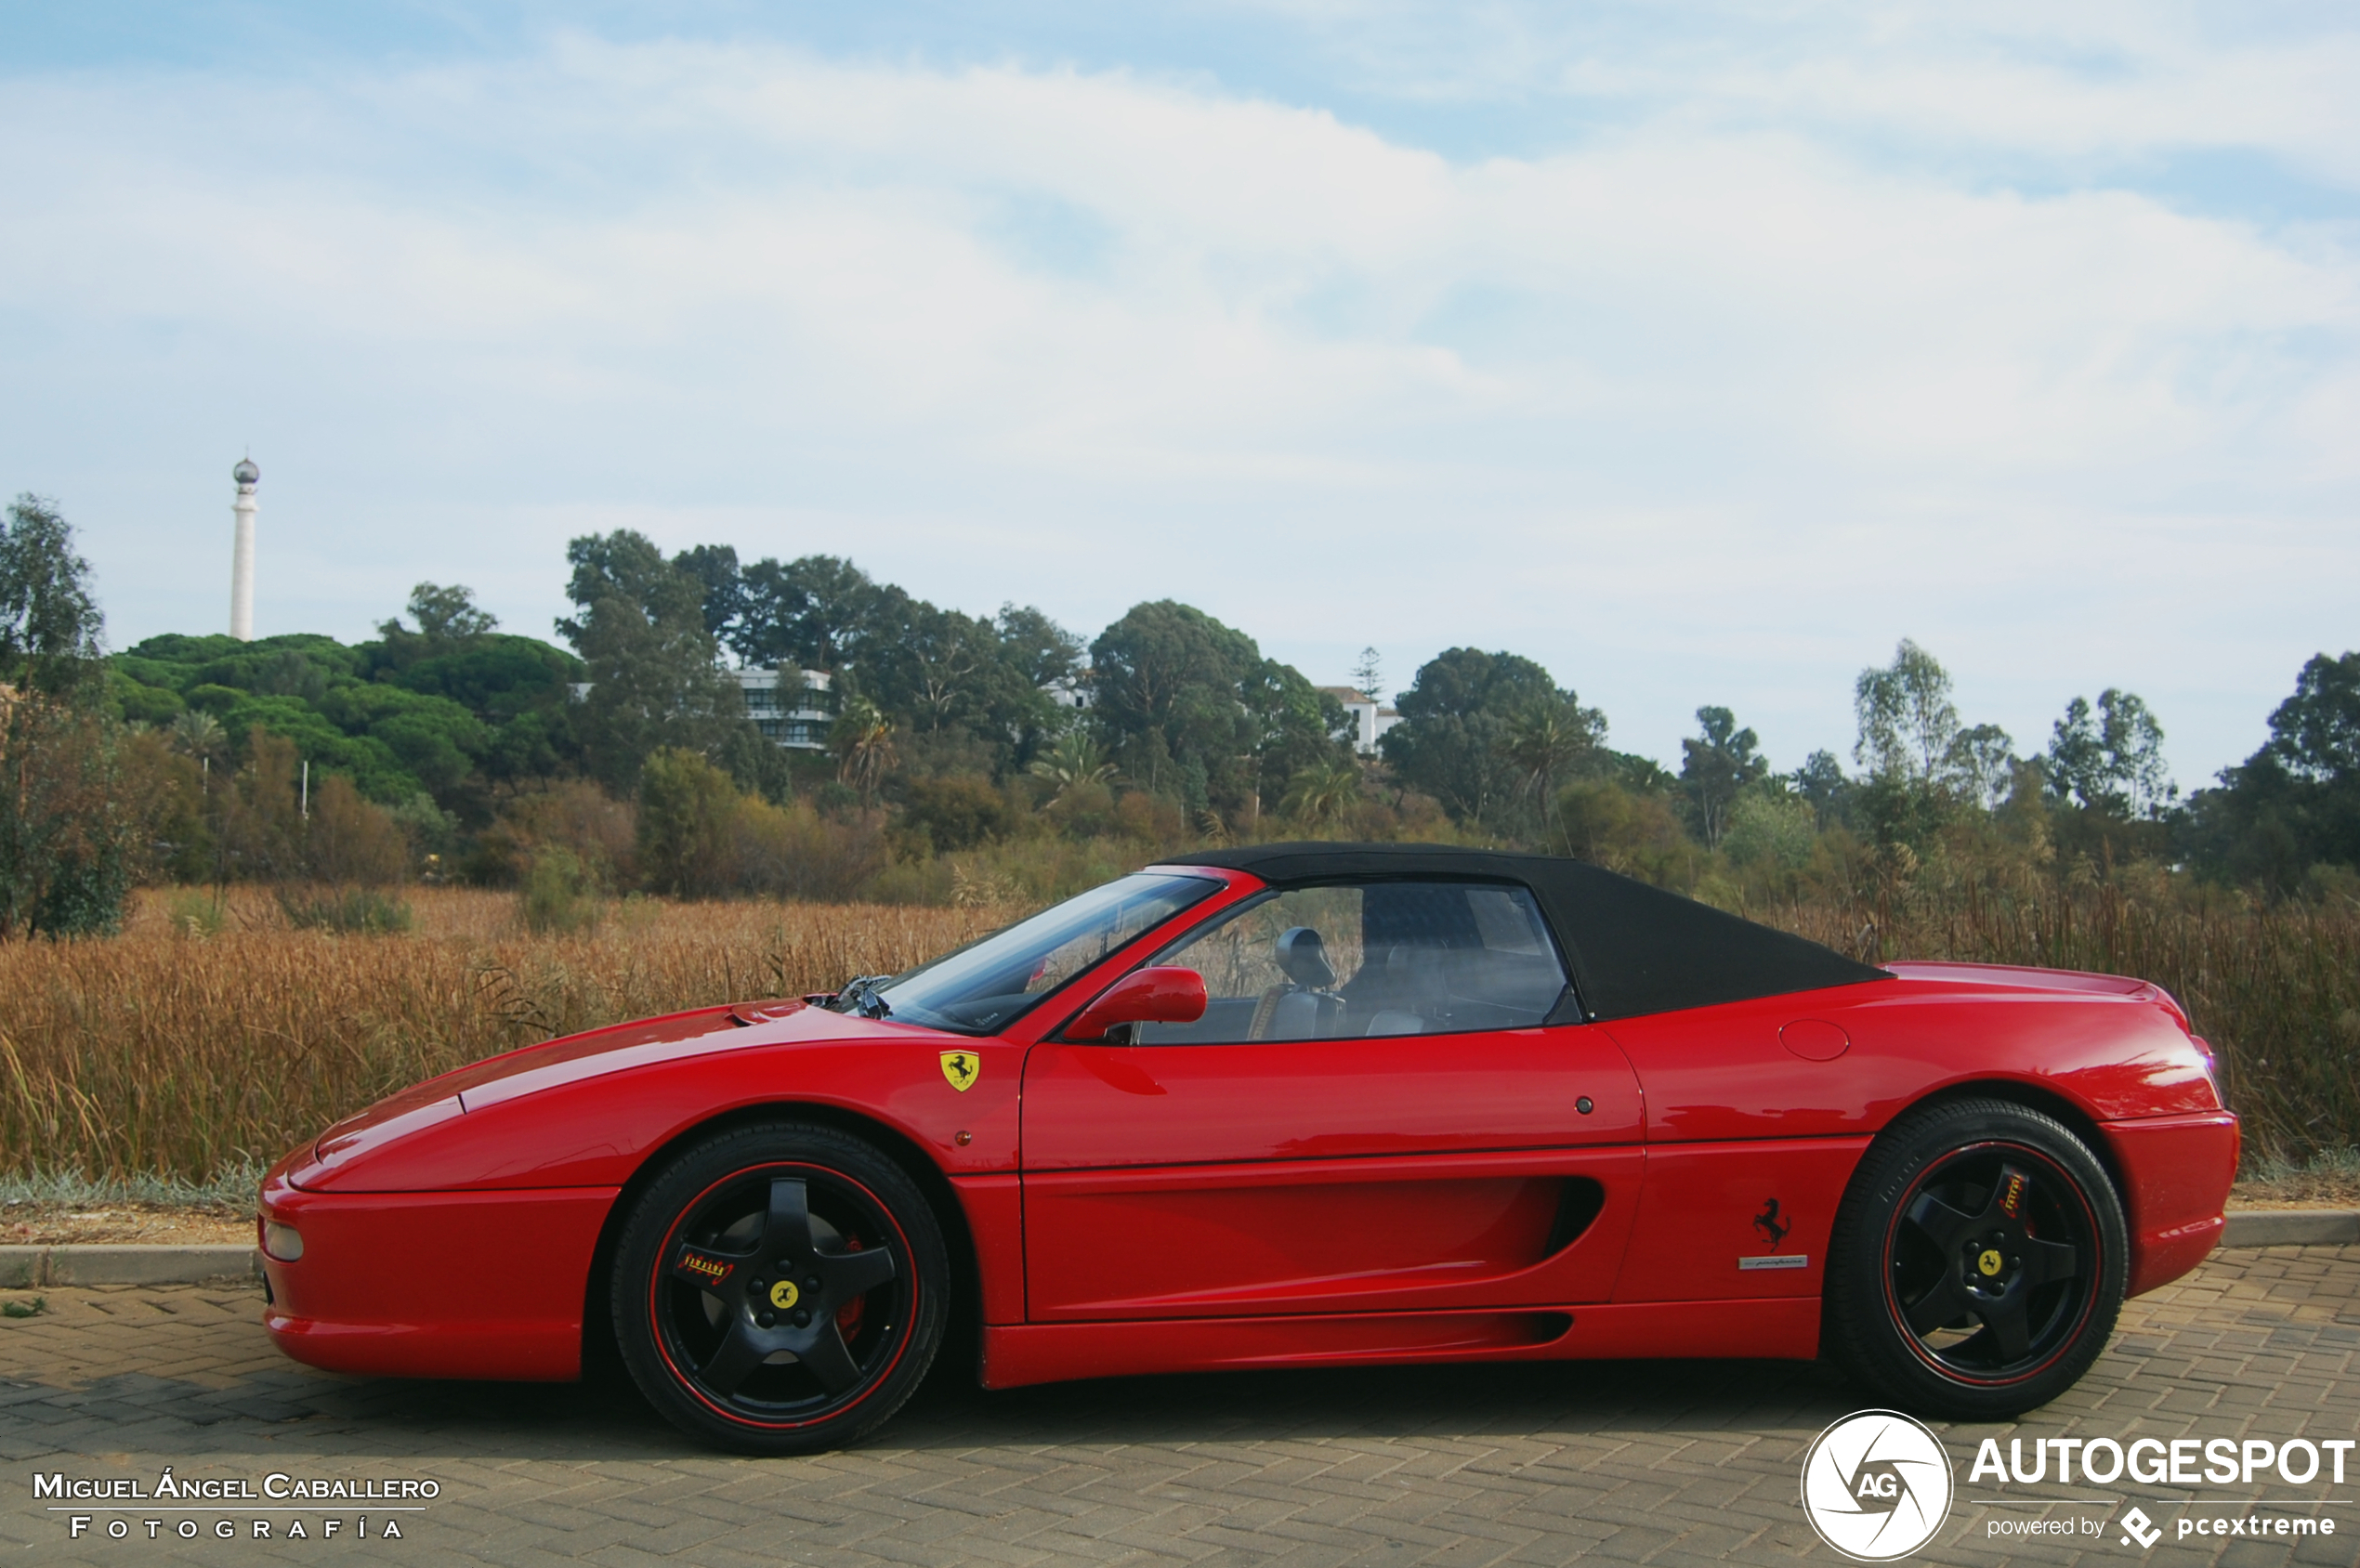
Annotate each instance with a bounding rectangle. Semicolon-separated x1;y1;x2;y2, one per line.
1320;686;1401;755
736;668;834;750
566;668;836;750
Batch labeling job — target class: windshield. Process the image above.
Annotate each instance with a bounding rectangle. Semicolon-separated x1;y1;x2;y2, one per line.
859;872;1220;1035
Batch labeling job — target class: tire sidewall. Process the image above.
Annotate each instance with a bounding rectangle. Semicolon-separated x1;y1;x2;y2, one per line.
1828;1099;2128;1422
612;1121;949;1455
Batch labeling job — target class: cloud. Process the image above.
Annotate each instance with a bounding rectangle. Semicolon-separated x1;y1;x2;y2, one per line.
0;20;2353;781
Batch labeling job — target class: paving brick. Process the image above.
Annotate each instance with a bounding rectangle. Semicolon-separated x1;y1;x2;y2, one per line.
7;1252;2360;1563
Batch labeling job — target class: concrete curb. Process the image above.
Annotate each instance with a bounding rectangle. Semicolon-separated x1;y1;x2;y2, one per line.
0;1215;2351;1290
0;1245;260;1287
2222;1209;2360;1247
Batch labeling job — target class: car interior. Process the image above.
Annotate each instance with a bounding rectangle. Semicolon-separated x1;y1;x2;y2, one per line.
1137;881;1570;1043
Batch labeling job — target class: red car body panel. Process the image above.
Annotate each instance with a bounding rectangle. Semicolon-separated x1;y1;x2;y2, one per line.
259;1183;611;1380
257;862;2239;1393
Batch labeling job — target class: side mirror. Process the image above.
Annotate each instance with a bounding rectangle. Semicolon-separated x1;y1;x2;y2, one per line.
1065;966;1208;1042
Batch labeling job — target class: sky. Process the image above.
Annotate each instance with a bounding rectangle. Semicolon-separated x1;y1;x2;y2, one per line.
4;1;2355;789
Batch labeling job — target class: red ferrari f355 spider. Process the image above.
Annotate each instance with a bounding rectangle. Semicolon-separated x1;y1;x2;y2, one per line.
258;844;2236;1452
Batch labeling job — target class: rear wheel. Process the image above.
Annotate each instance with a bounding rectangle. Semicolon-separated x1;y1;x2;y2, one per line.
611;1122;947;1454
1825;1099;2126;1421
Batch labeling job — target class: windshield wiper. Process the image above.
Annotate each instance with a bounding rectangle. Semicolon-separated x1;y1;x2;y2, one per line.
834;975;894;1020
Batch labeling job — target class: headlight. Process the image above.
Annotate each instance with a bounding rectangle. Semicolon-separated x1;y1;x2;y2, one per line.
263;1219;305;1261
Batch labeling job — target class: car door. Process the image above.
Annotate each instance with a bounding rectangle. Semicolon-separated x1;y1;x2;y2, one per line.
1021;879;1645;1322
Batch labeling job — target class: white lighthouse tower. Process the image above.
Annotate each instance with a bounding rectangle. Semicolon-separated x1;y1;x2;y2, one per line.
229;456;259;641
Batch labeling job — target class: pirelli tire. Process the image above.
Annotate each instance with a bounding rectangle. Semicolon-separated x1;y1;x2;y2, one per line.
1825;1098;2128;1422
611;1121;949;1455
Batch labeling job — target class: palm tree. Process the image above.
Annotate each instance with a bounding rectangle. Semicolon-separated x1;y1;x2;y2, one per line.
830;698;898;806
169;710;227;794
1501;701;1595;851
1026;733;1119;801
1282;759;1361;828
169;709;225;761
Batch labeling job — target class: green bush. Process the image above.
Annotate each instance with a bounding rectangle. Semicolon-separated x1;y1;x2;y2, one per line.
519;846;602;934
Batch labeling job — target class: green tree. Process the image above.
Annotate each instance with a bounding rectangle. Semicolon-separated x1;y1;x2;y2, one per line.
636;747;741;896
386;582;498;645
1792;749;1854;830
1855;639;1961;786
2184;652;2360;888
995;604;1084;690
730;554;883;672
558;530;741;791
1089;601;1265;812
1679;705;1767;850
2044;691;2169;818
671;544;745;641
1948;723;2018;812
0;494;103;697
1244;658;1352;814
1853;639;1965;845
1381;648;1598;830
0;496;143;935
2263;653;2360;785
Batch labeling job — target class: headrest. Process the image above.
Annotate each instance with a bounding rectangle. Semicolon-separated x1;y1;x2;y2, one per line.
1274;926;1335;989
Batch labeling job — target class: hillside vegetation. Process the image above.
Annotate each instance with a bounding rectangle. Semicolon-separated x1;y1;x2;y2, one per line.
4;492;2359;1175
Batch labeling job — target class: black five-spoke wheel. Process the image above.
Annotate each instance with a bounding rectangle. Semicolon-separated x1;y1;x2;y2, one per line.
613;1123;947;1453
1827;1099;2127;1421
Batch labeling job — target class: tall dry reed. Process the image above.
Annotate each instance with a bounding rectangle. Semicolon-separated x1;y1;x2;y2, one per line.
0;888;1006;1181
4;882;2354;1182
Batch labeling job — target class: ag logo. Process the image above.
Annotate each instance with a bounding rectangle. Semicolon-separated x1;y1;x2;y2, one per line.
940;1051;980;1091
1799;1410;1954;1561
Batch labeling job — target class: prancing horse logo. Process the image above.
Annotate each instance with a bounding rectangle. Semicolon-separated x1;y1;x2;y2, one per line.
1753;1197;1792;1250
940;1051;979;1092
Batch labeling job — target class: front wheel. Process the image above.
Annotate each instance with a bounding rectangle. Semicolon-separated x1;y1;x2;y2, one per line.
611;1122;948;1454
1825;1099;2126;1421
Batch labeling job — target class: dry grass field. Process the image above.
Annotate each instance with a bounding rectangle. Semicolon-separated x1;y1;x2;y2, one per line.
2;880;2356;1185
0;887;1009;1183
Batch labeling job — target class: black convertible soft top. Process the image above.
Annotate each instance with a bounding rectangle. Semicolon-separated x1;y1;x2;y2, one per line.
1161;843;1890;1024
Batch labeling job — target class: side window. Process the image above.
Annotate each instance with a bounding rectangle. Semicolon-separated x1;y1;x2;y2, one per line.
1135;881;1568;1043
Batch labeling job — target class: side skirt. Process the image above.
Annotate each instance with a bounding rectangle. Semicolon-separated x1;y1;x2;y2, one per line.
979;1297;1821;1391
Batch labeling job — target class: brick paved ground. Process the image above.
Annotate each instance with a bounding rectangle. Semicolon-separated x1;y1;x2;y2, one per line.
2;1247;2355;1565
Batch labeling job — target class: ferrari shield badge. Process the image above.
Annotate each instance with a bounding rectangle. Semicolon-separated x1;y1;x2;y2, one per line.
939;1050;980;1092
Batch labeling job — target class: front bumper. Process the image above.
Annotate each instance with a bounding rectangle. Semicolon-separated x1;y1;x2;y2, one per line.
259;1169;617;1381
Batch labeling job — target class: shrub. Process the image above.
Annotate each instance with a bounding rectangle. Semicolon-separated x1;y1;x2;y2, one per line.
637;748;739;896
897;774;1018;856
518;846;601;934
302;774;408;885
465;779;636;888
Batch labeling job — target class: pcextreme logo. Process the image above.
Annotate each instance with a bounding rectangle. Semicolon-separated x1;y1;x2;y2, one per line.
1800;1410;1956;1561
